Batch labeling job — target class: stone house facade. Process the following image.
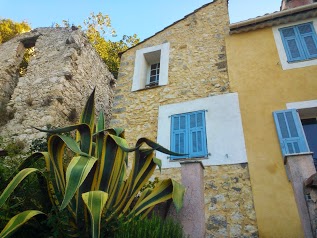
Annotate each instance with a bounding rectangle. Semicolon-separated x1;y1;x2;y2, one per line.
0;27;115;146
110;0;258;237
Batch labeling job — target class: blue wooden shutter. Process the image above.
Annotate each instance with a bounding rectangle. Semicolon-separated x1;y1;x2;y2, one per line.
273;109;309;156
189;111;207;157
297;23;317;59
171;111;207;159
280;26;305;62
171;114;188;159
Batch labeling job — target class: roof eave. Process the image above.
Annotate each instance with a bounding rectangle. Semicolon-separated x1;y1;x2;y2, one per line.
230;2;317;34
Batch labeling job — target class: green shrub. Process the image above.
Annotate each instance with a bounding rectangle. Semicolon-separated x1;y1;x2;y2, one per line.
112;214;186;238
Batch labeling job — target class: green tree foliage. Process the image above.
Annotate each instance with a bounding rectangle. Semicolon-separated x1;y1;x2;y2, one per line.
0;19;31;44
90;33;139;78
58;12;140;78
82;12;140;78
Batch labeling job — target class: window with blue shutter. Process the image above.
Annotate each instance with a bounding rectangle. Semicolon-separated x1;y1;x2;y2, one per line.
273;109;309;157
279;22;317;62
171;111;207;159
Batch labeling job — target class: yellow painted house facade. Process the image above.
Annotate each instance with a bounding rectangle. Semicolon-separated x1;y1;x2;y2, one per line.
226;3;317;238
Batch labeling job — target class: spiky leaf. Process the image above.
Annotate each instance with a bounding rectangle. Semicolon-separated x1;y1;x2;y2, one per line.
60;156;98;210
0;210;44;238
0;168;38;208
82;191;108;238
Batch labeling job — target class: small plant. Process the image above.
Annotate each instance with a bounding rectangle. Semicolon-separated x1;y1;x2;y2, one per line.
25;97;33;106
140;177;159;193
56;96;64;104
5;139;25;157
112;214;186;238
0;104;14;127
67;108;77;122
41;95;53;107
29;138;47;153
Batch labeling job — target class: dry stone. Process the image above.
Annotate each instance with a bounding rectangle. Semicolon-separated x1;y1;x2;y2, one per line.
0;27;114;147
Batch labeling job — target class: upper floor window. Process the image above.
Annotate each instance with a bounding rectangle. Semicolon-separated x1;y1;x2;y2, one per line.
171;111;208;160
147;63;160;87
273;20;317;70
132;42;169;91
279;22;317;62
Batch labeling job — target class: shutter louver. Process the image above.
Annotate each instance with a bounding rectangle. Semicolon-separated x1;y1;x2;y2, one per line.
170;111;207;159
280;27;305;61
273;109;309;157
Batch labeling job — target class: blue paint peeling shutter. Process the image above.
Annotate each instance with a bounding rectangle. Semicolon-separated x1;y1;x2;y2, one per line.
280;27;305;62
273;109;309;156
280;23;317;62
171;114;188;155
297;23;317;59
189;111;207;157
171;111;207;159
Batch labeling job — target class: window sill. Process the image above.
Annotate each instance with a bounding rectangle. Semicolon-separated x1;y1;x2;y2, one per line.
169;156;209;162
133;84;162;92
287;57;317;64
284;151;314;164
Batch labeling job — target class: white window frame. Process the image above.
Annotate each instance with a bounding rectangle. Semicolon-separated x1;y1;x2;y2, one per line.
147;62;160;86
273;18;317;70
156;93;248;168
132;42;169;91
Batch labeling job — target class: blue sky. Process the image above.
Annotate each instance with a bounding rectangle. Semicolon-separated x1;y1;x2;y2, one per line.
1;0;281;41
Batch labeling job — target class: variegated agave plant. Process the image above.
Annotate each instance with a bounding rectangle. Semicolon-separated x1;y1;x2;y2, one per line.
0;89;185;238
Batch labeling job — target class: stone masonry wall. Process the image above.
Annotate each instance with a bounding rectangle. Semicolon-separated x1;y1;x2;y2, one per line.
111;0;258;236
111;0;229;140
0;27;114;145
153;164;258;238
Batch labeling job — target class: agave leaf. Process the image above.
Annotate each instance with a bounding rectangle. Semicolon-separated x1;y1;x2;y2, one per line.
0;153;48;192
60;156;98;210
134;188;153;208
171;179;186;212
76;124;93;154
96;111;105;133
34;124;81;135
108;134;139;153
79;88;95;134
114;149;158;216
48;135;67;194
58;134;87;156
136;137;185;156
113;128;125;137
0;210;45;238
0;168;38;208
82;191;108;238
130;179;182;216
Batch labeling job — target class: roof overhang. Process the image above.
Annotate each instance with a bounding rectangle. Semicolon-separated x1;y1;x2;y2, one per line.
230;3;317;34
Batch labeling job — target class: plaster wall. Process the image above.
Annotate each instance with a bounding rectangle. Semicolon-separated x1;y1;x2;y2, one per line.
226;24;317;237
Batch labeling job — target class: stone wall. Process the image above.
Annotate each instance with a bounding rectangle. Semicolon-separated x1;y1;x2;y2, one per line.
110;0;258;236
153;164;258;238
0;27;114;145
111;0;229;140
